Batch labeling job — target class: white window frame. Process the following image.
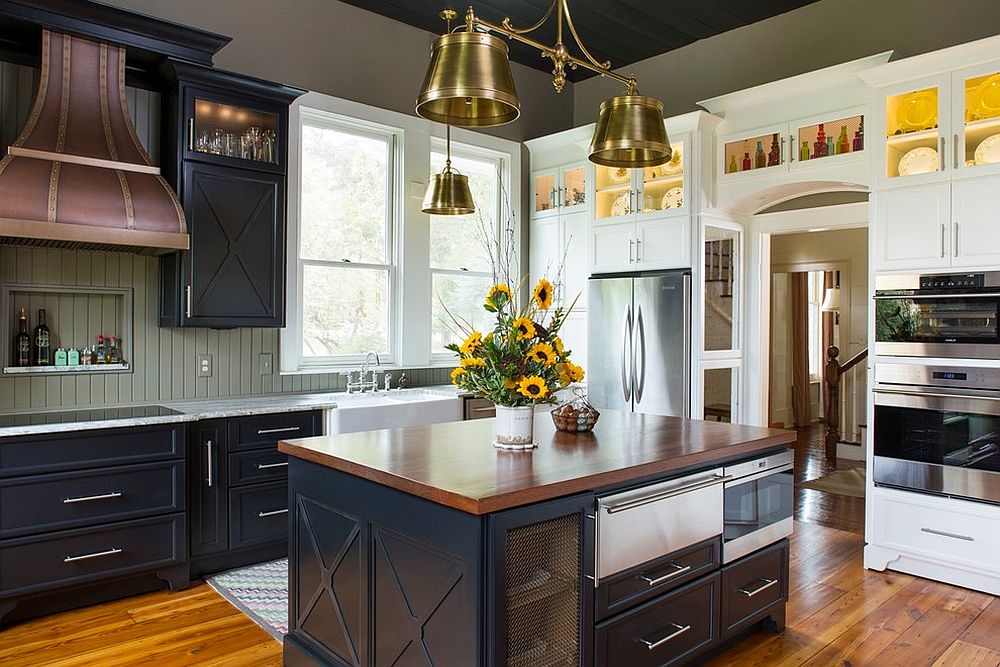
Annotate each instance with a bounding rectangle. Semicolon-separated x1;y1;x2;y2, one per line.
428;139;509;364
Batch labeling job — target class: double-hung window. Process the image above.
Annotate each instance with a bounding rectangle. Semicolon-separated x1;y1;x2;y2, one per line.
296;111;398;366
428;142;507;357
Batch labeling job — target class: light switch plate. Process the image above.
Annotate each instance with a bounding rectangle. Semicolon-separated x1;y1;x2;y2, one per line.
197;354;212;378
259;353;273;376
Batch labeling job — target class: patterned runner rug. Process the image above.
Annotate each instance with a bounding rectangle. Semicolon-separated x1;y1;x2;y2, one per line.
206;558;288;641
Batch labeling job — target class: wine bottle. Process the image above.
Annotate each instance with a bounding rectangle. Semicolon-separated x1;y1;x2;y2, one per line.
108;335;122;364
14;307;30;367
32;308;51;366
837;125;850;154
754;141;766;169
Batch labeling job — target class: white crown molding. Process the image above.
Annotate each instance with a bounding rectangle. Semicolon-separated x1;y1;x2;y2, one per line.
859;34;1000;86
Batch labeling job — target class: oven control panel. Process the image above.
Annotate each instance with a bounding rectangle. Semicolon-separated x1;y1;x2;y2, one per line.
919;273;984;290
875;364;1000;391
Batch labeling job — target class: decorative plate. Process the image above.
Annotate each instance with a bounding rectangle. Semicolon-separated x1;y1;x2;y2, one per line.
975;73;1000;120
609;166;630;184
610;191;631;216
896;90;937;132
663;146;683;175
897;146;938;176
661;187;684;210
974;133;1000;165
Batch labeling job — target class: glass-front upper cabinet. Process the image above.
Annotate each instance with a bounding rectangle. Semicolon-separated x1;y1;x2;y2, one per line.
956;65;1000;176
531;164;588;218
793;112;865;165
880;76;950;185
594;140;685;220
638;140;685;217
722;128;784;177
189;96;280;167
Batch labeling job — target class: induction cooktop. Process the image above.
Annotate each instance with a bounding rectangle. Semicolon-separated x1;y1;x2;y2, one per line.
0;405;184;428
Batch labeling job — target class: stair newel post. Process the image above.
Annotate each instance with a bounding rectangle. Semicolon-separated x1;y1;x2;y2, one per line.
824;345;842;461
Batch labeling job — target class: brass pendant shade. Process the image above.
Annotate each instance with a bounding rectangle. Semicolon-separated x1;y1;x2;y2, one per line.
416;32;520;127
422;169;476;215
589;94;672;168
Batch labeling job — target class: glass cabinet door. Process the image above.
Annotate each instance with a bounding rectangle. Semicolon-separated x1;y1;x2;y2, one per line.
883;83;946;181
704;226;740;352
794;113;864;164
594;165;634;221
703;366;738;423
533;171;558;216
957;68;1000;174
723;129;783;176
191;97;279;165
560;165;587;211
637;140;685;215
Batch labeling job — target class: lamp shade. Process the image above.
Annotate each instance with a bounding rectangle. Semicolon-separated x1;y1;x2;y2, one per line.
416;32;520;127
422;170;475;215
589;94;671;168
821;286;841;312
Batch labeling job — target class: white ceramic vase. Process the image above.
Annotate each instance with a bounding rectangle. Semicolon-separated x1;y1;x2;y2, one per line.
493;404;536;450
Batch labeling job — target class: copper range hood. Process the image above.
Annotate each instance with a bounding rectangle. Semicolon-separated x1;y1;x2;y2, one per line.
0;29;188;253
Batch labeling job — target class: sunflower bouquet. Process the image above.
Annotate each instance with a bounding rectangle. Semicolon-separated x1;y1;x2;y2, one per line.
446;277;583;407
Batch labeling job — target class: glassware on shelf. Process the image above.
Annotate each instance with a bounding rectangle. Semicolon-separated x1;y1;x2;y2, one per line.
800;141;810;161
754;141;766;169
836;125;850;154
813;123;828;158
192;98;279;164
852;118;864;152
741;152;751;171
766;133;780;167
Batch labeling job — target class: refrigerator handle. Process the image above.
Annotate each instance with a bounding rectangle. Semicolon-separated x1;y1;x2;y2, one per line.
621;305;633;403
634;304;646;404
682;273;692;418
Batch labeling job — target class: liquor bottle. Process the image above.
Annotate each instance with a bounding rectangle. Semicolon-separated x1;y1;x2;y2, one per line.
767;133;781;166
800;141;810;161
95;334;107;365
14;307;30;367
728;154;738;174
742;152;751;171
813;123;828;158
108;335;122;364
837;125;850;154
32;308;51;365
754;141;766;169
852;118;865;152
81;346;93;365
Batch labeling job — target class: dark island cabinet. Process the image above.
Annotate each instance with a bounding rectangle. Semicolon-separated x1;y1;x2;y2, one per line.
158;60;304;328
188;410;321;579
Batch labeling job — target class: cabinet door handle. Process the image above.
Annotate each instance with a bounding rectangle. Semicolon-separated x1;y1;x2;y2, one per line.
256;461;289;470
64;547;122;563
636;238;642;262
471;406;496;413
954;222;959;258
257;426;301;435
921;527;974;542
939;136;946;172
781;135;786;164
629;238;635;263
638;623;691;650
639;562;691;586
205;439;214;488
63;491;122;504
185;285;192;319
940;224;946;258
737;577;779;597
954;133;960;169
258;508;288;518
788;134;795;162
188;118;195;151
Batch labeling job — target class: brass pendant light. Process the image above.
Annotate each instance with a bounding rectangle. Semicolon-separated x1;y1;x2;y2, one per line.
415;2;671;168
422;125;476;215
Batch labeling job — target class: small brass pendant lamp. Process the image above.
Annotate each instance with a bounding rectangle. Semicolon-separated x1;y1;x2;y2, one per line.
422;124;476;215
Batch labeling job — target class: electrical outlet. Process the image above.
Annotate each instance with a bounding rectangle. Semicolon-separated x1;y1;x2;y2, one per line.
259;353;273;376
197;354;212;378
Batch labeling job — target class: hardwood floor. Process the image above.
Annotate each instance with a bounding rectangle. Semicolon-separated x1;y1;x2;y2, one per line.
0;428;996;666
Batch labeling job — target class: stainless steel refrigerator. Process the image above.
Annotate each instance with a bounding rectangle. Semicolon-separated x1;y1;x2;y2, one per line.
587;271;690;417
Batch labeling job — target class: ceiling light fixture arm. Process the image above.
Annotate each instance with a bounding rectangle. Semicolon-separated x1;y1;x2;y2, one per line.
463;3;636;94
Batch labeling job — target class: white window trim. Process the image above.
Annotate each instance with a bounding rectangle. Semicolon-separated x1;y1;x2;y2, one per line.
282;92;521;374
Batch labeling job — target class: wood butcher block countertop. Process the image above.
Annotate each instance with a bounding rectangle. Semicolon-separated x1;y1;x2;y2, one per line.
278;410;795;515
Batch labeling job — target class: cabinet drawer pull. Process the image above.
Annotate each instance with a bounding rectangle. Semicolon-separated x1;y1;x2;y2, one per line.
64;547;122;563
256;461;289;470
257;426;301;435
205;439;214;488
921;527;974;542
471;406;496;413
185;285;192;318
603;474;731;514
940;224;946;258
953;222;959;258
639;562;691;586
737;577;779;598
638;623;690;650
258;508;288;518
63;491;122;504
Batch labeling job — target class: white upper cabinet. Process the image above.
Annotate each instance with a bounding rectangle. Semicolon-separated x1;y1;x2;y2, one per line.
531;163;588;219
952;176;1000;267
874;183;952;270
594;135;689;222
873;74;952;189
953;62;1000;180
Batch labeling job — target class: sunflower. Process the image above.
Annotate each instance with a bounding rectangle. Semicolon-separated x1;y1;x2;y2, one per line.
450;367;467;384
460;357;487;369
512;317;536;340
459;331;483;356
517;376;549;400
486;283;512;307
503;377;519;391
532;278;554;310
556;363;572;387
527;342;557;366
552;336;565;356
567;362;585;382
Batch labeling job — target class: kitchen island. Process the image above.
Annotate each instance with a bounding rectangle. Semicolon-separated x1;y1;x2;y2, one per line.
279;410;795;666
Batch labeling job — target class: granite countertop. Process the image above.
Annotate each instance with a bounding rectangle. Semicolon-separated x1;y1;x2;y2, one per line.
279;410;796;515
0;386;459;438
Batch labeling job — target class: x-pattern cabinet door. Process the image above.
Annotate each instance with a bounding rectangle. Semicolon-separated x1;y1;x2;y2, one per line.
181;161;285;327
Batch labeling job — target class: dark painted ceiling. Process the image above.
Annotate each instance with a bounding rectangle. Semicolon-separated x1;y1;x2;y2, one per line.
340;0;822;81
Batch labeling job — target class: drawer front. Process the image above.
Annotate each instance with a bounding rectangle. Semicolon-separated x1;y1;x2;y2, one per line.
873;488;1000;573
229;448;288;486
598;537;720;621
228;411;321;452
596;573;720;667
229;481;287;550
0;425;184;477
464;397;495;420
0;461;184;538
721;539;788;637
0;514;184;597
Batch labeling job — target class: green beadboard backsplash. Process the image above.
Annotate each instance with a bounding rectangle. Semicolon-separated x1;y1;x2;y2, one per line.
0;246;454;411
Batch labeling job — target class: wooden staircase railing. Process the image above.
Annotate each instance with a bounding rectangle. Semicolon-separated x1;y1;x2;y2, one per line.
824;345;868;460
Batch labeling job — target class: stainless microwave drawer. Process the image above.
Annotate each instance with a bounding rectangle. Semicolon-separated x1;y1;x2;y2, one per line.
597;469;724;580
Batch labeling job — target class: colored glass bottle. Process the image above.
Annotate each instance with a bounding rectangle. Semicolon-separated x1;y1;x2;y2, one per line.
827;136;836;157
108;335;122;364
95;334;107;365
852;118;865;152
32;309;51;366
742;152;751;171
800;141;810;161
836;125;850;154
754;141;766;169
728;154;738;174
813;123;828;158
14;307;30;367
767;133;781;166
